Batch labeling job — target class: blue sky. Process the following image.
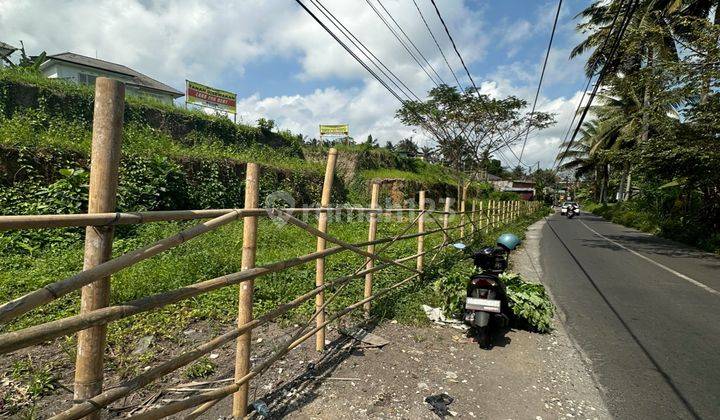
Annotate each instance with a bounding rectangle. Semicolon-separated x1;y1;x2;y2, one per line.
1;0;594;169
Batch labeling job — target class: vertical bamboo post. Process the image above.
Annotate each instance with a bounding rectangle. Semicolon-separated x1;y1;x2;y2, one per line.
493;200;498;228
232;163;259;418
74;78;125;417
487;200;493;231
417;190;426;271
459;185;467;237
315;148;338;352
470;200;476;235
442;197;451;243
479;200;484;232
363;183;380;317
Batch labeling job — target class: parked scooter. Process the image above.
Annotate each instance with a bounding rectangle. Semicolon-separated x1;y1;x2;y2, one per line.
457;233;521;348
566;204;580;219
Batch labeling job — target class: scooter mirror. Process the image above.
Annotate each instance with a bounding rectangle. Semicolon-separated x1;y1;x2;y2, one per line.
452;243;466;250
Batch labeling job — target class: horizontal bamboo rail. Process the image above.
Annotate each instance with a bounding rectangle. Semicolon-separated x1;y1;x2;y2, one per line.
49;255;402;420
0;210;244;323
127;273;420;420
0;219;472;354
0;207;460;231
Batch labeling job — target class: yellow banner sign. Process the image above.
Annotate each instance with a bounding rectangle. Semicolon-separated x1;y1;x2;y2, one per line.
186;80;237;113
319;124;349;135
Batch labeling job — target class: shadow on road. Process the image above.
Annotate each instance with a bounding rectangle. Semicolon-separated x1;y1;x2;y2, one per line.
545;218;702;419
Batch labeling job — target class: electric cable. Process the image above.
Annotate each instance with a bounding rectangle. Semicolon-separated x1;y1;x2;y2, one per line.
555;0;626;168
519;0;563;163
308;0;421;101
375;0;448;86
429;0;480;96
365;0;441;87
411;0;464;91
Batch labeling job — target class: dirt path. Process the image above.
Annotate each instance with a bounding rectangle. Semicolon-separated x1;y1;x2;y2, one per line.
205;219;610;419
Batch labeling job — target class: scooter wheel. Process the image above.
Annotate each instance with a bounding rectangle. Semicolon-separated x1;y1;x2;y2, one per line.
476;326;491;349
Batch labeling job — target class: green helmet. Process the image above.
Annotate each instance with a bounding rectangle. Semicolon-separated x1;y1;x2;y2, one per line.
497;233;520;251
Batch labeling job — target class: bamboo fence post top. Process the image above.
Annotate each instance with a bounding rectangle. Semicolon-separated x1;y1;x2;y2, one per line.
75;77;125;415
315;148;338;352
233;163;259;418
364;182;380;317
417;190;426;271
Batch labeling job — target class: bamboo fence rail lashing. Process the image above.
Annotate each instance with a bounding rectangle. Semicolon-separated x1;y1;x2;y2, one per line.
0;77;542;419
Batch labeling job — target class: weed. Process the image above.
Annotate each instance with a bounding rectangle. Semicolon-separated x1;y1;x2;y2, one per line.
184;357;217;379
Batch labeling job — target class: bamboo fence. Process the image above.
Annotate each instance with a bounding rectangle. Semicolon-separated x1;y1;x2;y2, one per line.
0;77;542;419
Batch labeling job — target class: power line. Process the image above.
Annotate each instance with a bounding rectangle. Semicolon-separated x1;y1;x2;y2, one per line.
374;0;448;87
519;0;563;163
429;0;480;96
555;0;638;171
307;0;420;101
294;0;449;145
411;0;464;91
365;0;441;88
294;0;406;104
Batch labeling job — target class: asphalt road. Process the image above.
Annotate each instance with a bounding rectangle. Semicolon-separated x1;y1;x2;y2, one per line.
539;211;720;420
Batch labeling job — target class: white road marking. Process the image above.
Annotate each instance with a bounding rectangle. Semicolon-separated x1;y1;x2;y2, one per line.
579;220;720;297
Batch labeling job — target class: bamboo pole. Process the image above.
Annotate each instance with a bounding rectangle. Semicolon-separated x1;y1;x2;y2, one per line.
0;210;244;324
0;215;449;327
0;246;344;354
442;197;450;243
0;208;458;231
470;200;476;234
315;148;337;352
417;191;425;271
364;183;380;317
479;201;484;232
127;273;420;420
74;77;125;417
488;200;494;229
459;185;467;237
273;210;420;275
51;258;397;420
232;163;259;418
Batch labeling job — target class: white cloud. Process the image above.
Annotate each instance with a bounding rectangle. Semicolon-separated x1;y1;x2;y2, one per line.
0;0;589;169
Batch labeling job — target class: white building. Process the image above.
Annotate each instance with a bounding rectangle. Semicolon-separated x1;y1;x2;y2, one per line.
40;52;183;104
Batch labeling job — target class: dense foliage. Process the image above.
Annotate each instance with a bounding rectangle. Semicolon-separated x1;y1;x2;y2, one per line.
558;0;720;252
500;272;554;333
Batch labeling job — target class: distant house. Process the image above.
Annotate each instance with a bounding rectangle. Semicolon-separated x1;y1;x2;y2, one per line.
0;41;18;67
488;176;536;200
40;52;183;104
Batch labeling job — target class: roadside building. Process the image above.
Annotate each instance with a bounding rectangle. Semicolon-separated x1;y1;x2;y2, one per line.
488;176;536;200
0;41;18;67
39;52;183;104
